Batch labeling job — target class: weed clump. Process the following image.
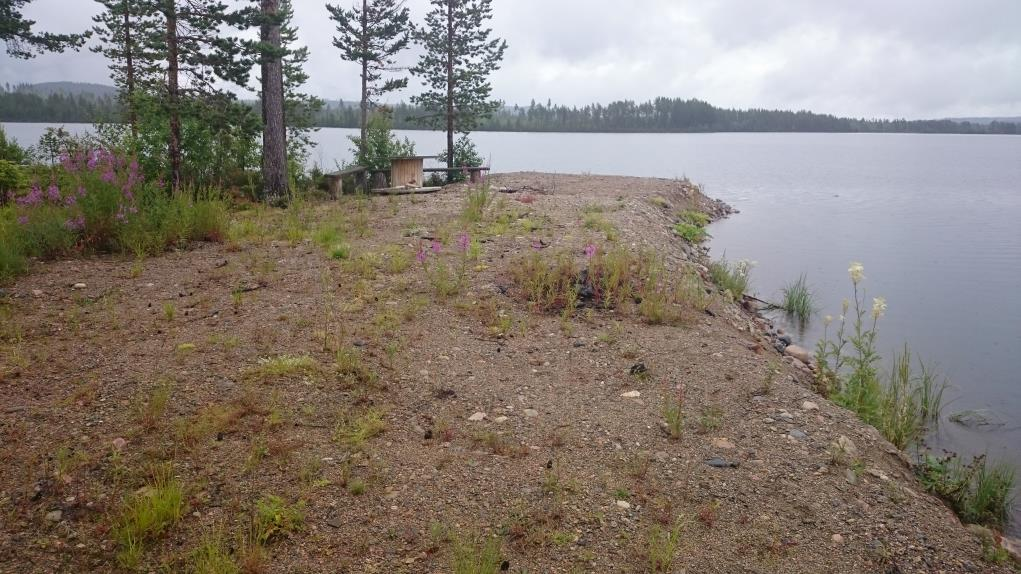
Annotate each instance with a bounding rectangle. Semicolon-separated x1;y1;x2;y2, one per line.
113;464;185;568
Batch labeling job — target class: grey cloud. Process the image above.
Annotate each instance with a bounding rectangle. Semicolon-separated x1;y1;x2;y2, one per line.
1;0;1019;119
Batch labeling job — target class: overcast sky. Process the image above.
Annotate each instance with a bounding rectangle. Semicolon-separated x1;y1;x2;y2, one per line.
2;0;1019;119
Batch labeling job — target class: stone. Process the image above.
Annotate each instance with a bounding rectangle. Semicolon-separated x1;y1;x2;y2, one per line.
788;429;808;440
31;289;43;297
844;469;859;485
831;436;859;460
705;457;739;468
45;510;62;522
832;533;844;544
1000;535;1021;563
494;416;508;423
326;515;343;528
72;283;86;290
629;363;647;376
949;409;1005;429
620;391;641;398
784;344;812;364
468;412;486;421
711;437;736;450
801;401;819;411
778;334;793;346
523;409;539;418
615;500;632;510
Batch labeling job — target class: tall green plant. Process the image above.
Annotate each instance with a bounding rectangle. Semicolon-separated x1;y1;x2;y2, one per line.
348;111;414;172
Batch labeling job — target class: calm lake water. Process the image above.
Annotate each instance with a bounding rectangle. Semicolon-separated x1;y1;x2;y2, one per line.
6;123;1021;529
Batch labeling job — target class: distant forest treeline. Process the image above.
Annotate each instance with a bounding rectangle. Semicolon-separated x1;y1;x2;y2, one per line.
2;83;1018;135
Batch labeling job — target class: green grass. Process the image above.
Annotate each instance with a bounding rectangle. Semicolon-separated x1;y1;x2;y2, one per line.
452;533;503;574
647;517;686;572
582;212;618;241
662;391;684;440
191;531;239;574
916;453;1015;529
672;222;708;243
677;209;710;228
333;409;386;449
252;495;306;545
329;242;352;260
777;274;815;323
248;355;318;380
113;464;185;569
461;186;492;223
708;255;752;297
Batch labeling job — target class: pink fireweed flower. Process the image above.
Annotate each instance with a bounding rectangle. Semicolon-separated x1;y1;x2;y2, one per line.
86;150;99;170
415;245;428;264
17;186;43;206
17;215;29;226
64;194;77;207
584;243;597;259
456;232;470;252
47;183;61;203
65;215;85;231
101;170;116;184
431;240;442;253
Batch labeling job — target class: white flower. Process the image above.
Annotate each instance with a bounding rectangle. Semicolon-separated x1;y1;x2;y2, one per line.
841;298;849;314
848;262;865;284
824;315;833;326
872;297;887;319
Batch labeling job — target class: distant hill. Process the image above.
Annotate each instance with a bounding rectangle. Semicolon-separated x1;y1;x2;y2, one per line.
948;116;1021;125
11;82;118;98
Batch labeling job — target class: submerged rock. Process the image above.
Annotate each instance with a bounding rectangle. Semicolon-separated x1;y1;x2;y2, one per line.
949;409;1006;429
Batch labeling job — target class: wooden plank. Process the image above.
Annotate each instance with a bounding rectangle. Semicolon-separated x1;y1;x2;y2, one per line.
370;186;443;196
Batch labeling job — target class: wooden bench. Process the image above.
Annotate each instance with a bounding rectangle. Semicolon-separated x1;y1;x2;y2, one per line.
323;165;367;197
424;166;491;184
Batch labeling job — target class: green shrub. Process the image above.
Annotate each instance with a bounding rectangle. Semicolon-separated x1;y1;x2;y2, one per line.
439;136;483;183
113;464;185;568
0;160;26;201
672;222;707;243
677;209;709;227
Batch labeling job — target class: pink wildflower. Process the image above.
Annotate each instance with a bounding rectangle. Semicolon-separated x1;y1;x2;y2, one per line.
47;183;61;203
431;240;442;253
17;215;29;226
456;232;470;252
415;245;428;264
584;243;597;259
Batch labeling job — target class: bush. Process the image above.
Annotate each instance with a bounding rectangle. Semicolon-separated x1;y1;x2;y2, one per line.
439;136;483;183
349;111;415;173
1;147;228;283
0;125;29;164
0;160;26;202
672;222;707;243
916;453;1015;529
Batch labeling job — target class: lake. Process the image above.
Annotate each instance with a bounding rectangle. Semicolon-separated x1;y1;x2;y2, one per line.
5;123;1021;528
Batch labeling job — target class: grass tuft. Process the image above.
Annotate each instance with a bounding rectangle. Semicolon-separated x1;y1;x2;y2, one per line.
452;533;503;574
113;464;185;569
777;273;815;323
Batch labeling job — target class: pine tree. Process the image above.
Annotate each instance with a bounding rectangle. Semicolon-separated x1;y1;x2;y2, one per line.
410;0;506;171
135;0;252;191
280;0;322;166
1;0;89;58
326;0;411;145
92;0;155;138
255;0;288;204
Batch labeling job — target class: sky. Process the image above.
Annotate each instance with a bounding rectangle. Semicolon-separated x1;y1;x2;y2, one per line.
1;0;1019;120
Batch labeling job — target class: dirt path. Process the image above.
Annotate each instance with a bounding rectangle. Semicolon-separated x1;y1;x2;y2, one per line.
0;173;1008;573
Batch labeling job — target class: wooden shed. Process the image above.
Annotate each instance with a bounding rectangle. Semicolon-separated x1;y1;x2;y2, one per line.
389;156;429;189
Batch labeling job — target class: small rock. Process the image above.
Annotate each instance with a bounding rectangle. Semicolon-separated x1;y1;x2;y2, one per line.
45;510;62;522
788;429;808;441
72;283;86;290
494;416;508;423
711;437;736;450
866;468;888;481
326;515;343;528
801;401;819;411
778;334;793;346
628;363;647;376
468;412;486;421
844;469;859;485
653;451;669;463
784;344;812;364
112;437;127;451
615;500;632;509
31;289;43;297
523;409;539;418
620;391;641;398
705;457;739;468
832;533;844;544
831;435;859;460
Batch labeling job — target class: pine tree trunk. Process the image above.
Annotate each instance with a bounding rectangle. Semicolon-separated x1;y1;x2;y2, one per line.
261;0;288;205
359;0;368;146
123;0;137;140
165;3;181;193
445;0;454;174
